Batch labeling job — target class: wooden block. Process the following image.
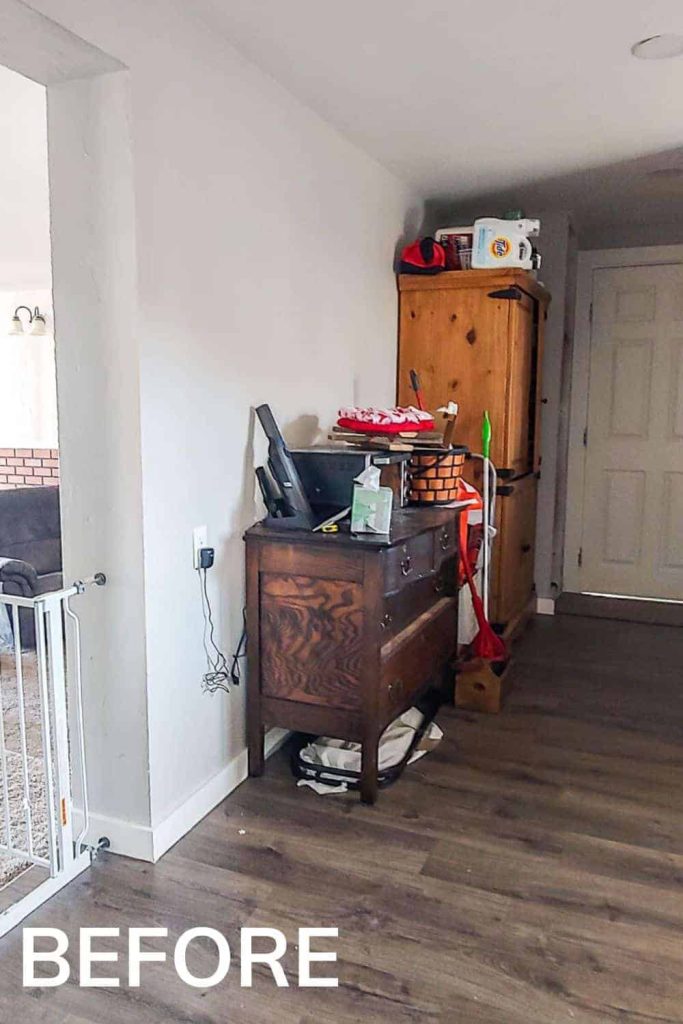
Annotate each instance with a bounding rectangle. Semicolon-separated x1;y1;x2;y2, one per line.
455;657;513;713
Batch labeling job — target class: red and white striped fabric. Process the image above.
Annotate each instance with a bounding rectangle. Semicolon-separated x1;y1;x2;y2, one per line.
337;406;434;434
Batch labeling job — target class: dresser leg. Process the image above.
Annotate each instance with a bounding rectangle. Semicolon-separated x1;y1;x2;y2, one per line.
248;722;265;777
360;732;379;804
440;661;457;705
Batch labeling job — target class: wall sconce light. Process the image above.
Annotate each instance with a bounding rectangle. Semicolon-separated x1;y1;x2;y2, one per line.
8;306;48;336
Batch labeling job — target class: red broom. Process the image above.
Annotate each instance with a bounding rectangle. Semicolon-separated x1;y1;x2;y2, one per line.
459;537;507;662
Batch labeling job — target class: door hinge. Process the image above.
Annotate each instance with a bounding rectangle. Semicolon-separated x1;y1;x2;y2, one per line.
583;426;588;447
488;286;522;301
577;547;583;568
589;302;593;325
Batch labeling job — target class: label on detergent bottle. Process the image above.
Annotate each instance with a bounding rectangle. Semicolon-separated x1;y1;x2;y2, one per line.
489;235;512;260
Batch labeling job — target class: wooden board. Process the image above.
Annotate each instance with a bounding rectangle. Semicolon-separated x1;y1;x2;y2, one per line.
455;656;513;713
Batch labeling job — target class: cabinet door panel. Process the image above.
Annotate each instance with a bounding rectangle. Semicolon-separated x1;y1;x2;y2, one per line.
491;473;537;626
505;292;536;476
398;286;510;466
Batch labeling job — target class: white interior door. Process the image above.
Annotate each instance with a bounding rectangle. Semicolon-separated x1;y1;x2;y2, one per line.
577;263;683;600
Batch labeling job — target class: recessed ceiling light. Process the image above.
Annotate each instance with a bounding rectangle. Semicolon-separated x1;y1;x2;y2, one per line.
631;34;683;59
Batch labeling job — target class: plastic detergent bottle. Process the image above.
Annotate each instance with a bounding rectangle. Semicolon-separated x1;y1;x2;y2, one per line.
471;217;540;270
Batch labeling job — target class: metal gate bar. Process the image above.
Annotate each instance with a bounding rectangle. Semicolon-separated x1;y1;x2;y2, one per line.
11;605;35;862
0;574;105;934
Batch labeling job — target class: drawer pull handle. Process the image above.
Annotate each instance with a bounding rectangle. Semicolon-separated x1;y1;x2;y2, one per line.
440;530;450;551
521;543;532;554
400;555;412;576
380;612;393;630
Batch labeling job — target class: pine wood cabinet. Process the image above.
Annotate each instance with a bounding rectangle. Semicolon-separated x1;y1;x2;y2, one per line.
397;269;550;629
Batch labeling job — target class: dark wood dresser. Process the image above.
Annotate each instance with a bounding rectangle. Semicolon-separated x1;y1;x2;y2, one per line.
245;507;461;803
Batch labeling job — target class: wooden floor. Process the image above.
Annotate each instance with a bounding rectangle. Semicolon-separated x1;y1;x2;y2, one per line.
1;614;683;1022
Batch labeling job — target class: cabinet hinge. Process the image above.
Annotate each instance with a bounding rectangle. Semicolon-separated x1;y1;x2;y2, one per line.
488;286;522;301
577;547;583;568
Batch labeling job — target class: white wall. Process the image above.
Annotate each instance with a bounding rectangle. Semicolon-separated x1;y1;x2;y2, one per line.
48;70;152;850
132;24;418;833
16;0;419;854
579;215;683;251
528;212;572;602
550;225;578;593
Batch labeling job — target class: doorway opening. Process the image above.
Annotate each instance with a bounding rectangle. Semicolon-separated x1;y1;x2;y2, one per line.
0;64;66;910
0;0;139;934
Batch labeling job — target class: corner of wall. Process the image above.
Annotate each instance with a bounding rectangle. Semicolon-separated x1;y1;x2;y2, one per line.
48;67;152;833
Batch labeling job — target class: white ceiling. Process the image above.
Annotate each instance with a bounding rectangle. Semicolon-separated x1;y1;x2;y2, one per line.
193;0;683;221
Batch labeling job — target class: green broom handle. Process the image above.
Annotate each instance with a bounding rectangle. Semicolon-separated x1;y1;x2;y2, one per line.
482;410;492;461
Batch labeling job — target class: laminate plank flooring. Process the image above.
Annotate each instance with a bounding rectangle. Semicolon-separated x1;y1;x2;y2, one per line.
1;614;682;1022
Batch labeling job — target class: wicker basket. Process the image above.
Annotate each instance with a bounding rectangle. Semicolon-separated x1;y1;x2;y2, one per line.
408;446;468;505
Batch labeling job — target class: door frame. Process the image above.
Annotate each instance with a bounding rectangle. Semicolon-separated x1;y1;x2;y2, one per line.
563;244;683;594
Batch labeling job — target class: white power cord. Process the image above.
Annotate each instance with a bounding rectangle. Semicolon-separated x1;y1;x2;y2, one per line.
198;568;232;693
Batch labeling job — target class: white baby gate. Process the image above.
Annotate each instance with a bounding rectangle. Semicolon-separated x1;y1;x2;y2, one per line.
0;574;105;937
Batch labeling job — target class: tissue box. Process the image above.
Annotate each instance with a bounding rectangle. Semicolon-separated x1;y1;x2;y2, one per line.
351;485;393;534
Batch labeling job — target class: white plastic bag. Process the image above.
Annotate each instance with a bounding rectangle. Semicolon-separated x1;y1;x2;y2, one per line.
296;707;443;795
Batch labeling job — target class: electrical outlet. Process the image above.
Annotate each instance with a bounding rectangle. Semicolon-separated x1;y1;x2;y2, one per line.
192;526;207;569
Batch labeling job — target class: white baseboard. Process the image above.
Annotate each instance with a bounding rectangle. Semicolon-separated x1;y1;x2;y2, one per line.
151;727;289;863
85;811;155;862
85;729;289;863
536;597;556;616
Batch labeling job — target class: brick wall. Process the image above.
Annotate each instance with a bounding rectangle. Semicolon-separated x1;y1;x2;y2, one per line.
0;448;60;489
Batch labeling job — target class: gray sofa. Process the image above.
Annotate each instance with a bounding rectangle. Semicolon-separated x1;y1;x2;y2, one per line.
0;486;63;648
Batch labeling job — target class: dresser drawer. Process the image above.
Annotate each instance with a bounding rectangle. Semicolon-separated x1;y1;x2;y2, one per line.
383;531;434;596
380;558;456;641
379;596;457;718
432;520;458;567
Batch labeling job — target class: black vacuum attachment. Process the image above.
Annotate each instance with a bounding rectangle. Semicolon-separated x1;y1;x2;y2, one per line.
254;404;316;530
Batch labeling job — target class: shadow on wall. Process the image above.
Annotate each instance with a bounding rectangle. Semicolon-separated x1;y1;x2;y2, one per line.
214;406;324;753
393;202;428;269
281;413;322;449
221;404;322;533
227;407;322;543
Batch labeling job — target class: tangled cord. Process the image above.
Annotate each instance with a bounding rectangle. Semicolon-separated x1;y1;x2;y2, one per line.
199;568;246;693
